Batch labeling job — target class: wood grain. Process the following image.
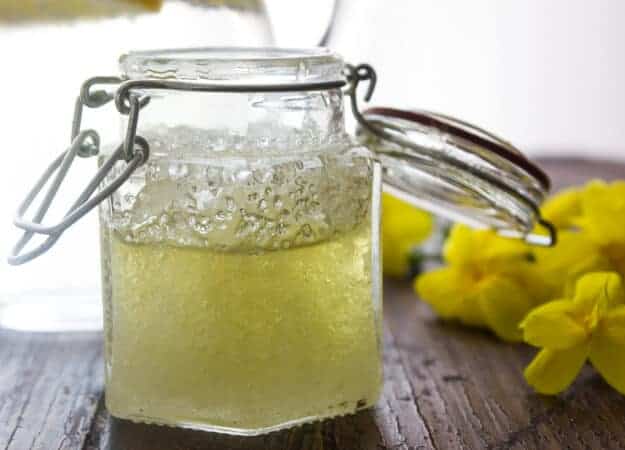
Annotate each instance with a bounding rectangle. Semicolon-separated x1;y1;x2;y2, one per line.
0;331;102;450
1;158;624;450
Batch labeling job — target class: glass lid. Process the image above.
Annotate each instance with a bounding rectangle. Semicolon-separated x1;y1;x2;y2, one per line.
356;106;555;246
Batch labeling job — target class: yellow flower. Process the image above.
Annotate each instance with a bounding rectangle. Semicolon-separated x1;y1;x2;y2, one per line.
415;224;548;341
521;271;625;395
536;180;625;296
382;193;433;277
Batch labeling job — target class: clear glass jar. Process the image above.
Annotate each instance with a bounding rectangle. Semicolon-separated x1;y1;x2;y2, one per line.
99;48;383;434
9;46;553;435
1;0;273;332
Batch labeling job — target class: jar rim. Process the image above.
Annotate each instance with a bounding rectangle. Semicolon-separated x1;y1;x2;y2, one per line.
119;47;345;85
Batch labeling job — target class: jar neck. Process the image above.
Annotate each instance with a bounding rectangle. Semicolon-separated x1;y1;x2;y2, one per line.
117;48;349;155
129;88;349;156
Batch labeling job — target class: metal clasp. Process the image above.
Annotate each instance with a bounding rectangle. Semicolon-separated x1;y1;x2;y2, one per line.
8;78;150;265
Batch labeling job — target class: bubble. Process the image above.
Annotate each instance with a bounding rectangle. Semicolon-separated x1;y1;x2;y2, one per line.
120;211;131;226
146;163;161;181
168;162;189;179
300;224;313;238
276;222;288;236
236;169;253;184
197;224;209;234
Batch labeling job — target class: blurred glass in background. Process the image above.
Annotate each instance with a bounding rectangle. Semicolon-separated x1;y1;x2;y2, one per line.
0;0;274;331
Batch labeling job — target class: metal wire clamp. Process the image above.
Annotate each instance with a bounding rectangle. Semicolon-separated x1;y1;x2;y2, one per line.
8;79;149;265
8;75;349;265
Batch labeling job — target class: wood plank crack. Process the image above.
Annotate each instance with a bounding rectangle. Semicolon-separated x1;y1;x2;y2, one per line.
380;327;437;450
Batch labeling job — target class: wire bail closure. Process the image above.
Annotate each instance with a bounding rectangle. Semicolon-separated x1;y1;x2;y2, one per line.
8;78;150;265
8;75;349;265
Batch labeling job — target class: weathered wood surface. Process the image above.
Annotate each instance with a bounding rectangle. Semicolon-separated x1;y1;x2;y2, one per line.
0;332;103;450
2;158;625;450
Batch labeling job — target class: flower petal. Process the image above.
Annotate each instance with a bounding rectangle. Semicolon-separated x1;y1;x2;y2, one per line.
602;306;625;341
443;225;476;266
534;231;598;273
382;193;433;243
382;193;433;277
415;267;469;320
512;263;563;306
579;180;625;245
524;346;589;395
533;231;605;298
520;300;587;349
541;187;582;229
602;243;625;280
454;293;487;328
589;312;625;395
443;224;529;266
477;277;535;342
563;253;616;298
573;271;624;313
382;236;413;277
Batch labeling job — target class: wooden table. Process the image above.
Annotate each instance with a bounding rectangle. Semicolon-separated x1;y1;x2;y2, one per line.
2;159;625;450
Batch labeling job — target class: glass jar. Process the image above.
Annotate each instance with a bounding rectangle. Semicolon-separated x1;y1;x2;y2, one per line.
9;47;553;435
99;48;382;433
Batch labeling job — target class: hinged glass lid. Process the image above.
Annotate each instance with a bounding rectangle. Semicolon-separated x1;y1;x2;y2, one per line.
345;64;554;246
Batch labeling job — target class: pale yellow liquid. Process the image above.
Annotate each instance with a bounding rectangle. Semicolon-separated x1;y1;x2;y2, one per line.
103;221;382;433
